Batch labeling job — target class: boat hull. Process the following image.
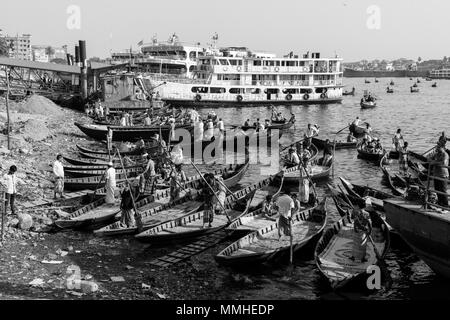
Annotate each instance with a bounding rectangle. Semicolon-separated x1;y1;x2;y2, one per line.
384;199;450;279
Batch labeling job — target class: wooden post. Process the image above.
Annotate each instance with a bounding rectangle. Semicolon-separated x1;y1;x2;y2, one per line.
1;191;5;243
5;68;11;150
424;164;432;210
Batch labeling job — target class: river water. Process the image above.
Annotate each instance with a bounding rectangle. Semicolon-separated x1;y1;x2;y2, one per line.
199;77;450;299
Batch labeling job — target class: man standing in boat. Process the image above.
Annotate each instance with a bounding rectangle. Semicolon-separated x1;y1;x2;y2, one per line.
202;173;218;229
286;148;300;167
120;182;136;228
305;124;319;148
392;129;404;152
350;203;372;263
276;193;294;241
437;131;449;148
140;154;156;195
105;162;117;206
428;145;449;206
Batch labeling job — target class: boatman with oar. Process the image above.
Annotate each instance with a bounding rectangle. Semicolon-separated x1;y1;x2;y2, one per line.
276;193;294;241
202;173;219;229
350;202;372;263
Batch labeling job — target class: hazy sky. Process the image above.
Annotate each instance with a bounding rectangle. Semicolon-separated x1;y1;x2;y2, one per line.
1;0;448;61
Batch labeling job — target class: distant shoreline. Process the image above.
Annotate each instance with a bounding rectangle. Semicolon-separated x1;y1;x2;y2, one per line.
343;69;429;78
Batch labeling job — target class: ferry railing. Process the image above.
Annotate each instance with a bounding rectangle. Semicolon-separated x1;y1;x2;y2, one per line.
421;162;450;210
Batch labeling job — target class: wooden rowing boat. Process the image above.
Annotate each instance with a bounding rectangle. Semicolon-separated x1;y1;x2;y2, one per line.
280;142;319;164
74;122;194;142
312;137;357;150
279;156;334;185
65;166;143;178
134;176;277;244
93;161;250;237
54;194;151;230
225;172;286;237
64;173;140;191
339;177;393;203
360;101;377;109
380;155;407;196
238;115;296;131
76;142;159;156
94;191;204;237
315;211;390;289
215;199;327;266
348;122;369;138
63;155;145;167
357;145;386;162
78;151;143;162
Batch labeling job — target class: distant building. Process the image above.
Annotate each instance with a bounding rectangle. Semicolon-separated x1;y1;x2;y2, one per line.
31;45;68;63
386;63;394;71
3;34;32;60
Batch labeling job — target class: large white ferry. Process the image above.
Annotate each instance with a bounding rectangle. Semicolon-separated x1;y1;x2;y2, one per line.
111;34;213;79
145;47;344;106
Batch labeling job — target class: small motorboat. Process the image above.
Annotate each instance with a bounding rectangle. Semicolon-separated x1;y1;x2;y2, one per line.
374;78;379;83
360;101;377;109
386;87;394;93
364;80;371;84
412;83;418;88
410;86;420;93
432;82;437;88
343;88;356;96
389;80;395;86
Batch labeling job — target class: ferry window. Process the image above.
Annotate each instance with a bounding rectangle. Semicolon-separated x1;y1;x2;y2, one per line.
220;59;229;65
210;87;226;94
191;87;208;93
229;60;237;66
253;60;262;66
245;88;260;94
287;61;296;67
189;52;196;59
238;60;243;66
276;61;280;66
229;88;243;94
282;61;286;67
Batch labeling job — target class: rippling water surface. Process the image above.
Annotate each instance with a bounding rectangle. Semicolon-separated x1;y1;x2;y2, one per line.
202;77;450;299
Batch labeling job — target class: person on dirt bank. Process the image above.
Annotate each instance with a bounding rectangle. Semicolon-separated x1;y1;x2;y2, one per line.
1;165;21;215
105;162;116;205
119;182;137;228
53;154;65;199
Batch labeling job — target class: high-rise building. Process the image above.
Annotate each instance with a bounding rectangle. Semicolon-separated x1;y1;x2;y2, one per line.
3;34;32;60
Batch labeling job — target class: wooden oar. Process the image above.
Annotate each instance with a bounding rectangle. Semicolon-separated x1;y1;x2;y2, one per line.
334;124;350;135
189;160;231;223
289;217;294;265
421;145;436;156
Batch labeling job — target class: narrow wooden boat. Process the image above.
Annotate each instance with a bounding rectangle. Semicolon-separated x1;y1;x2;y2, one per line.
364;80;371;84
342;88;355;96
357;145;386;162
78;150;143;162
55;194;151;230
225;172;285;236
94;161;250;237
63;155;145;167
134;176;277;243
76;143;159;156
360;101;377;109
74;122;194;142
279;156;333;185
410;87;420;93
315;212;390;289
64;173;140;191
339;177;393;207
432;82;437;88
348;122;369;138
379;155;407;196
215;199;327;266
386;88;394;93
94;192;204;237
65;166;143;178
312;137;357;150
239;115;296;131
280;142;319;163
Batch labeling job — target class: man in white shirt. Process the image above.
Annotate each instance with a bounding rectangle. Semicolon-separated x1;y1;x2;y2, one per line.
1;165;19;215
144;115;152;126
53;154;65;199
276;193;295;240
286;148;300;167
217;118;225;134
305;123;319;148
105;162;117;205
